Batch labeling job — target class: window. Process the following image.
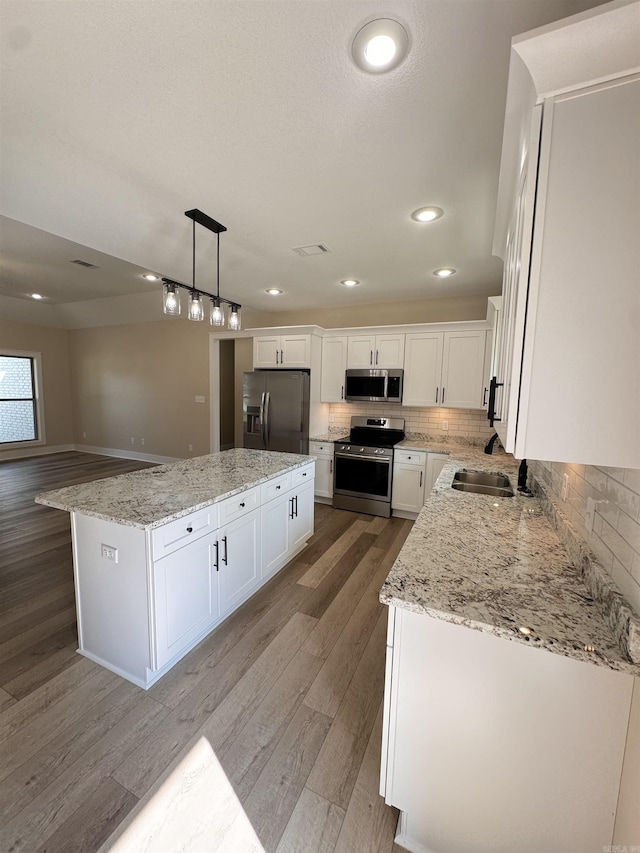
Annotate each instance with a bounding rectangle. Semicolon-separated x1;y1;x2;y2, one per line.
0;351;45;446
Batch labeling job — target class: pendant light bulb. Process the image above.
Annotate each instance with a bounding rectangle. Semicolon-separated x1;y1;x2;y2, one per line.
188;291;204;321
163;283;181;316
210;298;225;326
228;304;241;331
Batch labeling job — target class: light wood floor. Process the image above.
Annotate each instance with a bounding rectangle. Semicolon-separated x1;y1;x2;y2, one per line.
0;452;412;853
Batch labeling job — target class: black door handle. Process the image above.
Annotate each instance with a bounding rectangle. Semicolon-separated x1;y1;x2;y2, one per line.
213;540;219;572
222;535;228;565
487;376;503;427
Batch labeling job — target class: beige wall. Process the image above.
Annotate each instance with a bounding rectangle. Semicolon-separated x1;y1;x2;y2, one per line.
69;320;215;459
252;295;489;329
0;319;74;458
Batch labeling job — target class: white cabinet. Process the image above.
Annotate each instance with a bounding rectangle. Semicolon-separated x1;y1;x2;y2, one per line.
261;462;316;580
392;449;427;516
253;334;311;368
218;509;260;618
425;452;448;500
382;607;635;853
320;336;347;402
153;531;220;670
347;334;404;369
403;331;487;409
493;7;640;468
309;441;333;500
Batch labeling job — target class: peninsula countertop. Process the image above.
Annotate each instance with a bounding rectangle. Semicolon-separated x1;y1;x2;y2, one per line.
35;449;313;530
380;445;640;676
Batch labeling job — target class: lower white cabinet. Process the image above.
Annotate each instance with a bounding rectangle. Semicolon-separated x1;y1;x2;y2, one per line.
218;509;260;618
71;462;315;689
309;441;333;500
425;452;448;499
261;473;315;580
153;531;220;670
392;449;427;516
382;607;636;853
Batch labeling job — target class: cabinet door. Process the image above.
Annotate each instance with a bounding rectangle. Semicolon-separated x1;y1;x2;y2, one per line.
425;453;448;500
290;480;314;552
260;490;291;580
281;335;311;368
391;464;425;513
403;333;443;407
153;531;219;670
441;331;486;409
321;337;348;402
314;455;333;498
375;334;405;369
347;335;375;368
218;509;261;618
253;336;279;368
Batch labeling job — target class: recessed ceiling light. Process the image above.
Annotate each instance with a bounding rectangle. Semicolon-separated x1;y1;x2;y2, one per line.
266;288;283;295
352;19;409;73
142;273;160;281
31;293;44;300
340;279;360;287
411;207;444;223
433;268;456;277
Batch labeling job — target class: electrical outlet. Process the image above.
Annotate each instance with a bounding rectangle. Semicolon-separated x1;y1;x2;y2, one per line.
130;437;135;446
561;473;569;501
195;395;206;403
188;444;193;452
141;438;145;446
101;544;118;563
442;421;449;431
584;497;596;533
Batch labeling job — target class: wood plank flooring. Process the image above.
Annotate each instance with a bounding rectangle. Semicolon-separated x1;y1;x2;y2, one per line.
0;452;412;852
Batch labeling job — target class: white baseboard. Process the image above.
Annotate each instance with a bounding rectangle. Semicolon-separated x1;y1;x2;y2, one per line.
73;444;180;464
0;443;75;462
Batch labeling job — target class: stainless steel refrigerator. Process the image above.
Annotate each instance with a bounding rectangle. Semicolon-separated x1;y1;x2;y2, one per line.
243;370;310;454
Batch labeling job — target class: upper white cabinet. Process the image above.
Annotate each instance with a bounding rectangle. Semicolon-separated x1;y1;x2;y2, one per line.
347;334;405;369
492;2;640;467
404;331;487;409
321;336;348;402
253;334;311;368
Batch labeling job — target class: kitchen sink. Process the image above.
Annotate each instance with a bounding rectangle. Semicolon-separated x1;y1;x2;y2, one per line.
451;470;514;497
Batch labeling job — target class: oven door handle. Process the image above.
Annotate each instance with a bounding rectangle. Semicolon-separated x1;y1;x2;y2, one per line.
334;452;390;463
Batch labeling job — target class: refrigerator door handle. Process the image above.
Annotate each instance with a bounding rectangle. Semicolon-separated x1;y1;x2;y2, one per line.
264;392;271;447
259;392;267;449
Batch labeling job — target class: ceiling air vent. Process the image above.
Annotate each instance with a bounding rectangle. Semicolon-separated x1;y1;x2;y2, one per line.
291;244;331;257
70;259;99;269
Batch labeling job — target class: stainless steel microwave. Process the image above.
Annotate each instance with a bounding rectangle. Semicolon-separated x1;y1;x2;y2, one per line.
344;369;403;403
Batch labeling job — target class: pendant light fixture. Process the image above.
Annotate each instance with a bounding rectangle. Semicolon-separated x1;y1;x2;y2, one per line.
161;209;241;330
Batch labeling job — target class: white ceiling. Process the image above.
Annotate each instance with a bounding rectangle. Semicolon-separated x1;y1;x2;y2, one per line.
0;0;605;316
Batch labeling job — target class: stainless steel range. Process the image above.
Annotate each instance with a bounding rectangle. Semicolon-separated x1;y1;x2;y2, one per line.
332;416;405;518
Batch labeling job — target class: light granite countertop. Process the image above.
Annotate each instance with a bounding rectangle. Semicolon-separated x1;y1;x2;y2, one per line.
380;445;640;676
35;449;313;530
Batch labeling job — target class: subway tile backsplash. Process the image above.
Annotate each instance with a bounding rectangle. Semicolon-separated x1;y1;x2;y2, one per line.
328;403;495;439
530;460;640;614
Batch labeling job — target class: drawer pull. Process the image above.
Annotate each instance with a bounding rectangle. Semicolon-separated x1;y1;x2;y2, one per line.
240;502;245;508
186;526;193;533
276;484;281;490
302;472;307;477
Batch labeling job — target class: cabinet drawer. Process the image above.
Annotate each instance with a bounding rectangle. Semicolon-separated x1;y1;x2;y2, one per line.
291;463;314;488
151;505;218;561
310;442;332;456
394;449;427;466
261;471;292;502
218;486;259;526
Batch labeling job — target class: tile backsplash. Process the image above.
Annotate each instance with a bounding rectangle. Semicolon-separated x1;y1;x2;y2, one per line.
328;403;495;440
530;460;640;614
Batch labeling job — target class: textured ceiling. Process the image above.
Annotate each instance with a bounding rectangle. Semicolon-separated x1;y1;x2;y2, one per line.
0;0;605;314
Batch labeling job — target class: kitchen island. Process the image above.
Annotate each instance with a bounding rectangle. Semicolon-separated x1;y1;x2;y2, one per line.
379;443;640;853
35;449;315;689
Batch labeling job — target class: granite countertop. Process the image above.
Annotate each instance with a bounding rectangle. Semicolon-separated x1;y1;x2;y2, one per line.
380;446;640;676
35;449;313;530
